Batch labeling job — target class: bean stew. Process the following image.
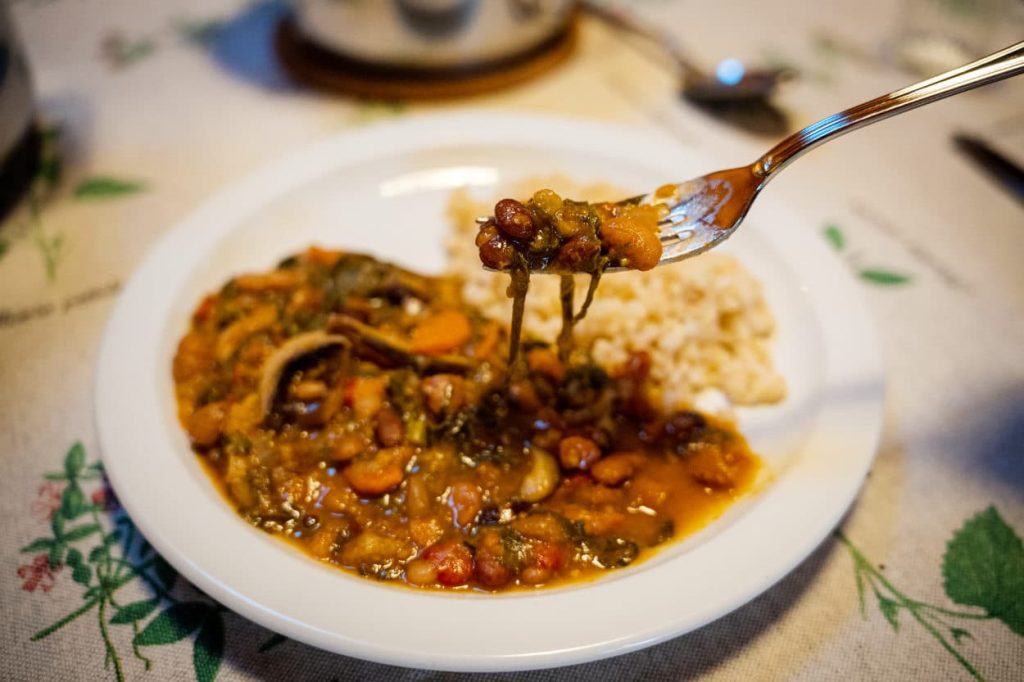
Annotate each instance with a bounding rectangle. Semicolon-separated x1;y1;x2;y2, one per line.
173;247;759;591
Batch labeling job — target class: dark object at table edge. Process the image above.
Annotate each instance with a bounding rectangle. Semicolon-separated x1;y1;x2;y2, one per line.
953;133;1024;204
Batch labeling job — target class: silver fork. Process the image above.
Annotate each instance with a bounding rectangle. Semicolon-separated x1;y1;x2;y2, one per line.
597;40;1024;272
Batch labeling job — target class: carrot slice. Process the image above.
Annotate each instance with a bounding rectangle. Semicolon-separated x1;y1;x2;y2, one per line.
410;309;472;355
304;246;343;267
473;321;501;360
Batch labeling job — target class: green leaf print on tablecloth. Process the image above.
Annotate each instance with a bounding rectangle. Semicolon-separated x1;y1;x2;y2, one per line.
822;223;912;286
174;17;228;48
943;507;1024;636
25;122;67;282
823;224;845;251
839;506;1024;681
16;442;285;682
0;121;148;282
858;269;912;285
99;32;157;70
74;177;147;199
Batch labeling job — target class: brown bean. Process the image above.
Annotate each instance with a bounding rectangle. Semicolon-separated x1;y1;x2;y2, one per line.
405;475;432;517
331;432;368;462
520;566;551;585
421;374;466;417
476;551;513;589
533;540;567;571
337;531;410;569
350;376;386;420
556;236;601;271
513;513;568;544
494;198;537;240
419;541;474;587
553;203;592;238
409;517;445;548
558;435;602;470
474;531;513;589
405;558;439;586
591;452;638;487
530;188;563;215
508;379;541;411
344;446;412;497
187;402;227;447
476;223;514;270
449;481;482;527
664;410;707;443
616;351;655;420
601;210;662;271
375;407;405;447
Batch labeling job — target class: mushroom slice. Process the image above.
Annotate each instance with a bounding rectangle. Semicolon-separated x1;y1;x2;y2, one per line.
327;314;475;375
519;448;560;503
259;331;350;422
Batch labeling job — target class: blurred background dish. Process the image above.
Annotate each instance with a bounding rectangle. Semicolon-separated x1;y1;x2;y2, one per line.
279;0;578;98
294;0;575;69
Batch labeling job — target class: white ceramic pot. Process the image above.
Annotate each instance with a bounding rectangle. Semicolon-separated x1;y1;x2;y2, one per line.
292;0;575;70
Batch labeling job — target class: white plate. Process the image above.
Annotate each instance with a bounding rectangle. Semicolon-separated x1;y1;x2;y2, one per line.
95;112;884;672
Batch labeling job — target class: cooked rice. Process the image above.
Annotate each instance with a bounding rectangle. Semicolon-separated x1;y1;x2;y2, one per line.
445;178;786;410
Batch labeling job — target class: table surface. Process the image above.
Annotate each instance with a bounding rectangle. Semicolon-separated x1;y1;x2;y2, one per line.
2;1;1022;680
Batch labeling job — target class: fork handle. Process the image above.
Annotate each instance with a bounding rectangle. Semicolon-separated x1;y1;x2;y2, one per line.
752;40;1024;179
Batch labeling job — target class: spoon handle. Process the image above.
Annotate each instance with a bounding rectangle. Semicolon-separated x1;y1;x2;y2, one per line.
579;0;703;77
752;40;1024;180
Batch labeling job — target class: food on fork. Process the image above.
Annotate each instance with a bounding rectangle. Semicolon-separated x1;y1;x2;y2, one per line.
476;189;667;365
476;190;665;274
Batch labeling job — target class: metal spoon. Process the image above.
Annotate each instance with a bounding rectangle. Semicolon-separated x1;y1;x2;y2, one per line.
580;0;791;106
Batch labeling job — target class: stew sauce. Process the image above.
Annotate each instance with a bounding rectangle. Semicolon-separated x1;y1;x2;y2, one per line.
173;248;759;591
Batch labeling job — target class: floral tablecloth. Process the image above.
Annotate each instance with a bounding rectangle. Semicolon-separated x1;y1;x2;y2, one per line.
2;1;1023;680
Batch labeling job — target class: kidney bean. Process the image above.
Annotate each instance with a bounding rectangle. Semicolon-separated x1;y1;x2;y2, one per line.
375;407;405;447
344;446;412;497
591;452;639;487
494;198;537;240
664;410;707;442
187;402;227;447
449;480;482;527
476;223;514;270
421;374;467;417
558;435;602;470
331;432;368;462
419;541;474;587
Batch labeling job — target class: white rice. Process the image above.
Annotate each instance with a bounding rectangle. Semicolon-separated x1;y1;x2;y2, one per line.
445;179;786;410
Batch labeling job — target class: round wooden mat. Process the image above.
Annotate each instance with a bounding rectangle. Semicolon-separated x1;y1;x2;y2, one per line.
275;15;578;100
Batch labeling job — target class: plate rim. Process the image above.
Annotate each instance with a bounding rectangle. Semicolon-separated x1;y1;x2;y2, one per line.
94;111;885;672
